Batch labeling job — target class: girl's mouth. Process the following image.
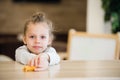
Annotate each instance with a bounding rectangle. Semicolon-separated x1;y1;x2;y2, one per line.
33;46;42;49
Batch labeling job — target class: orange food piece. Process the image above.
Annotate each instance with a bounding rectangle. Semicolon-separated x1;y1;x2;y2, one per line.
23;65;36;72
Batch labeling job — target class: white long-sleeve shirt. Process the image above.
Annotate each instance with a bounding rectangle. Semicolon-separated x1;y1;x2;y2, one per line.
15;45;60;65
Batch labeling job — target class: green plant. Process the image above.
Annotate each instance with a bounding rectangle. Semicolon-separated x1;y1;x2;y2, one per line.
101;0;120;33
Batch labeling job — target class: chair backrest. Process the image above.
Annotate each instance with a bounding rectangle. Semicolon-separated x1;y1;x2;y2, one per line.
67;29;119;60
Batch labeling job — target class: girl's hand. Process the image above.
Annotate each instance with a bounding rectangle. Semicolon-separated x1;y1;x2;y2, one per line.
34;58;49;71
28;53;49;71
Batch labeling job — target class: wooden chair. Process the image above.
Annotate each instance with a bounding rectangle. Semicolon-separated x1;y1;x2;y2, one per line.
67;29;120;60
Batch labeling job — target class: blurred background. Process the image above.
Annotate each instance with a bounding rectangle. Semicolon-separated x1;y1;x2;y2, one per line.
0;0;119;61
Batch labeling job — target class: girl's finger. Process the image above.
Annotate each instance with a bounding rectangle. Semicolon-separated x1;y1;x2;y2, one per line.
34;66;48;71
28;59;33;66
28;59;31;66
30;58;35;66
34;56;38;67
37;56;40;67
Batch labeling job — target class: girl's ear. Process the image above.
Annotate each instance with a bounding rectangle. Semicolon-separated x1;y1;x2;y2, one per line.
23;36;27;44
48;34;54;45
48;38;52;45
48;37;52;46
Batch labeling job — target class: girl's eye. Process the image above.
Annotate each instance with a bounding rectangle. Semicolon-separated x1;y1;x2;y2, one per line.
29;36;35;39
41;36;46;39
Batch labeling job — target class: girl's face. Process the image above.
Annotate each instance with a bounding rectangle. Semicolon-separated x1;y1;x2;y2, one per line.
23;22;51;55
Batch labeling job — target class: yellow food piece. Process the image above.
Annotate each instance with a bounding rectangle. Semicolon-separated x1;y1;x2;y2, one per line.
23;66;36;72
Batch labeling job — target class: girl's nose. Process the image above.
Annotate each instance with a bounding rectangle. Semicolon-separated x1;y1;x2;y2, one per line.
35;37;40;43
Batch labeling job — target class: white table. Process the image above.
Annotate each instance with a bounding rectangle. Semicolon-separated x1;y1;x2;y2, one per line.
0;60;120;80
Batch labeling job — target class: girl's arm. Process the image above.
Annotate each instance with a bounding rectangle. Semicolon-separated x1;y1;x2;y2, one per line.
15;45;36;64
45;47;60;65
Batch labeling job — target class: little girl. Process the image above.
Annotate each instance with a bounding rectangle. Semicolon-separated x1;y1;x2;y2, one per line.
15;12;60;71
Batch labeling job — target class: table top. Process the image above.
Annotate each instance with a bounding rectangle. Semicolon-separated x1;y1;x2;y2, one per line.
0;60;120;80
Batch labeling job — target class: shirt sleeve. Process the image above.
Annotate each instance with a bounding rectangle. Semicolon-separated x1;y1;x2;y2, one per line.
15;45;36;65
45;47;60;66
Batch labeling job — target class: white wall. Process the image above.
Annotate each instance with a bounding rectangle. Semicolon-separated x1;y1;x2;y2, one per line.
86;0;112;34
